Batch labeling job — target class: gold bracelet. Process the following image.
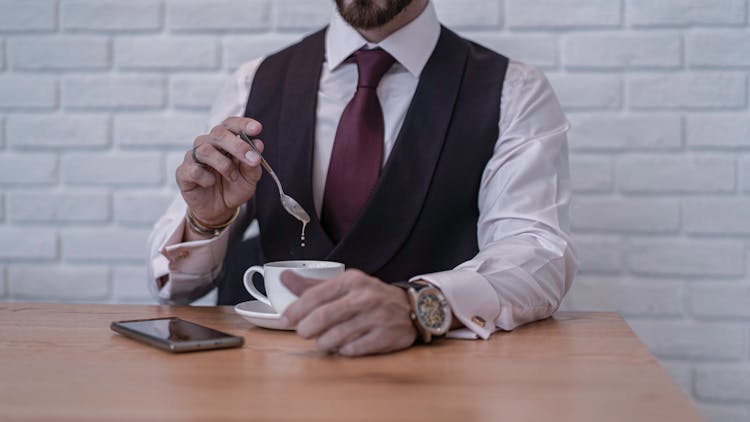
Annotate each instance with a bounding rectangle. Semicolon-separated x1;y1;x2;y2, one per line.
185;207;240;237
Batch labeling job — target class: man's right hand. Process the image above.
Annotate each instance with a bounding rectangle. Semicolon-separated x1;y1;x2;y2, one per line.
176;116;265;231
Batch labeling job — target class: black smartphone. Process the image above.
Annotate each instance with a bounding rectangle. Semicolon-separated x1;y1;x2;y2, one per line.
111;317;244;353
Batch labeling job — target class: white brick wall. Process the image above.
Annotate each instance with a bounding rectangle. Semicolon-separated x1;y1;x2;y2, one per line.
1;1;749;419
9;36;111;69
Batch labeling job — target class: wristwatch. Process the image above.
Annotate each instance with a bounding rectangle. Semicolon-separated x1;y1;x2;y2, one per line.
394;281;452;343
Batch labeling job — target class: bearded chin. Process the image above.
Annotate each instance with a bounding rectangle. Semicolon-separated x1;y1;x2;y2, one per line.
335;0;413;29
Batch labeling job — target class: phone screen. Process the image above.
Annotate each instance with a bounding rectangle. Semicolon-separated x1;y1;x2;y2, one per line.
111;317;244;352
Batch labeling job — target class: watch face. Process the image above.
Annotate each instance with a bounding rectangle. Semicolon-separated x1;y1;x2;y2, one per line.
416;290;450;334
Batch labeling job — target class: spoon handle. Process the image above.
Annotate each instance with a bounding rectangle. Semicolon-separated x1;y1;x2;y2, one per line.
238;131;276;178
238;131;284;194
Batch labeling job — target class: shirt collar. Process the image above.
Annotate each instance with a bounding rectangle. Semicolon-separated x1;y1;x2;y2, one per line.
325;1;440;78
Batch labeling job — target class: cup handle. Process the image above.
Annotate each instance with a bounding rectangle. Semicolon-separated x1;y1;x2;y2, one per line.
243;266;271;306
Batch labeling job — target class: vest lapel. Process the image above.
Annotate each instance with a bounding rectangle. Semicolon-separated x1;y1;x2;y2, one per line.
276;30;336;256
328;28;469;274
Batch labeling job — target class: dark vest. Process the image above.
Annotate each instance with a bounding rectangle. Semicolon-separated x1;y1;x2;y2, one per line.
217;26;509;305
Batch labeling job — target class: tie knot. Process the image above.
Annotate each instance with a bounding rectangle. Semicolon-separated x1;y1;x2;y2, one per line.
353;48;395;89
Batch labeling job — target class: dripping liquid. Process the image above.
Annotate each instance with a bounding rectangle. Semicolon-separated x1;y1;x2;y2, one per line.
300;221;308;248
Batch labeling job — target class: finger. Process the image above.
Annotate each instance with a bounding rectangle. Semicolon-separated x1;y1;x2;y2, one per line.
280;270;319;297
206;127;261;167
314;312;374;353
295;294;363;340
235;138;264;174
176;159;216;190
221;116;263;137
193;143;239;182
282;272;355;326
252;139;265;153
338;329;409;357
294;283;382;340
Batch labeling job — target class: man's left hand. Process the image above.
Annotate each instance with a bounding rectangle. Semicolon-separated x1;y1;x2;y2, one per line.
280;269;417;357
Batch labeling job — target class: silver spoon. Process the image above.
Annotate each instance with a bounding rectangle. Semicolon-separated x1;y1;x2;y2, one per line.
238;131;311;228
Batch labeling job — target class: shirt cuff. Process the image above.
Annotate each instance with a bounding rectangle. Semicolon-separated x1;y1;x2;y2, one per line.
152;215;233;302
410;268;501;340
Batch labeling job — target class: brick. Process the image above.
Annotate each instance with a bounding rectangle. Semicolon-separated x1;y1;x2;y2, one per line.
508;0;620;29
686;114;750;148
695;367;750;401
170;76;224;110
743;156;750;192
547;74;621;110
8;265;109;300
8;36;110;70
114;191;174;224
276;0;333;30
113;265;154;302
0;227;56;260
628;321;744;360
62;76;166;109
116;37;219;70
62;153;162;186
114;115;206;149
435;0;503;29
7;115;110;149
698;404;750;422
6;191;109;222
571;197;679;233
568;114;682;151
629;73;746;109
561;275;683;317
166;0;270;32
575;235;622;274
628;0;747;27
166;152;185;189
465;34;558;69
626;239;745;277
0;154;57;185
685;198;750;235
618;155;735;193
0;0;56;31
691;284;750;319
564;33;681;69
0;76;57;109
569;155;613;193
62;0;162;31
659;362;692;394
224;34;299;70
688;30;750;68
61;228;151;261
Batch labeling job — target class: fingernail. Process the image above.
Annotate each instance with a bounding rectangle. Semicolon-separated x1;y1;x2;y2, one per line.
230;169;239;181
246;122;259;133
245;151;260;165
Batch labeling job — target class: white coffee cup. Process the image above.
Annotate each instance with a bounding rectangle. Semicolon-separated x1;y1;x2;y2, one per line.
243;260;344;314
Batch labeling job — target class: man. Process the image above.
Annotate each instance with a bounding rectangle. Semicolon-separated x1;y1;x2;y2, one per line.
148;0;577;356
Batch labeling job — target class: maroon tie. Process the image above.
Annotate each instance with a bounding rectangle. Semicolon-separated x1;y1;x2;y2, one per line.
321;48;395;243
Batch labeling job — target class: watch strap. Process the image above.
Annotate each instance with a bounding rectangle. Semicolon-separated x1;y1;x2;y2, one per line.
392;280;429;291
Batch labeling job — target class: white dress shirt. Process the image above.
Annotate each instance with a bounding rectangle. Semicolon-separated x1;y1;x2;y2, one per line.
147;2;577;339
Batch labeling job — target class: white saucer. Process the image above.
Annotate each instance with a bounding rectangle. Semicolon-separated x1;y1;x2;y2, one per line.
234;301;294;331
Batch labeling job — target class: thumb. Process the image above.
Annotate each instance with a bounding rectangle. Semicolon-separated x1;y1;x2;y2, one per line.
280;270;318;297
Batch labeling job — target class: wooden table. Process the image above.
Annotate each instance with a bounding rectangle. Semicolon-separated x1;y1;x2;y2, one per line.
0;303;701;421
